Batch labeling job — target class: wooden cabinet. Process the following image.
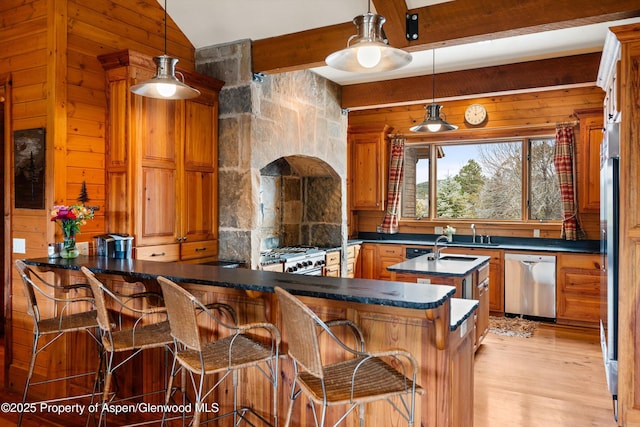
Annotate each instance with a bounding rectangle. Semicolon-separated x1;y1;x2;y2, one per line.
349;125;391;211
261;262;284;273
346;244;360;278
556;253;603;327
99;50;224;263
324;250;340;277
359;244;376;279
602;23;640;424
575;108;604;213
474;264;490;349
445;246;504;314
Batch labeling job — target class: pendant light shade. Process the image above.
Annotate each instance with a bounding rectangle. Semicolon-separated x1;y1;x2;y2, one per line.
410;104;458;132
129;0;200;100
325;10;412;73
130;55;200;99
410;49;457;133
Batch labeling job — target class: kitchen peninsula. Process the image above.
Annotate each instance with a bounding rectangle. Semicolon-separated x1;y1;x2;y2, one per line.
22;256;477;427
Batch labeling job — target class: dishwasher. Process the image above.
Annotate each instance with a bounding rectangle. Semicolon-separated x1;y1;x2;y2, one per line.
504;253;556;320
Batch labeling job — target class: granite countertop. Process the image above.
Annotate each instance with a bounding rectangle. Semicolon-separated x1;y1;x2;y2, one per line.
357;233;599;254
23;256;456;311
387;253;491;277
450;298;478;331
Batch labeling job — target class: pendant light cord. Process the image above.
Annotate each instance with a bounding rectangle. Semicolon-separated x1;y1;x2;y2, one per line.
163;0;167;54
431;49;436;106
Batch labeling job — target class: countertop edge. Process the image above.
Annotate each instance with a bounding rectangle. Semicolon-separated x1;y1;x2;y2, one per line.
23;256;457;311
450;298;479;331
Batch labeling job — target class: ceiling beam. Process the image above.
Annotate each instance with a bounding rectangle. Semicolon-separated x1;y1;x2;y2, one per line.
371;0;410;48
252;0;640;74
341;53;601;110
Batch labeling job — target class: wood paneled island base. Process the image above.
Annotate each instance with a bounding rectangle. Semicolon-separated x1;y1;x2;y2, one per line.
17;257;477;427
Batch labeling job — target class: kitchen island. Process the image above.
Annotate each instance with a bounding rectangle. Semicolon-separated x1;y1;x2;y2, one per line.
388;253;491;350
19;256;478;426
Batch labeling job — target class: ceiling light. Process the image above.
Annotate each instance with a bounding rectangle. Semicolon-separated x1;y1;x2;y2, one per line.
130;0;200;100
410;49;457;133
325;1;412;73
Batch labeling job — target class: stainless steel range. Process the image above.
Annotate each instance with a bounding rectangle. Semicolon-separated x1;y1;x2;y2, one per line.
261;247;326;275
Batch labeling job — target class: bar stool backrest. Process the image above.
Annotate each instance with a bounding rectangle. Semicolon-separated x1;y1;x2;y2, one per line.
15;260;42;321
275;287;324;379
157;276;202;351
80;266;113;332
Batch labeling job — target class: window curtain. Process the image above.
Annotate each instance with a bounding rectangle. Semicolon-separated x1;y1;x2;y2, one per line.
553;126;585;240
379;136;405;234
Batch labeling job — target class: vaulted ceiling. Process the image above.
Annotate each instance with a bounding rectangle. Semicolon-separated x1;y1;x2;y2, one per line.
165;0;640;108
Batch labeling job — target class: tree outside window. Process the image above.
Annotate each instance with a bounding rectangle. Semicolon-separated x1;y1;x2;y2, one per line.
402;138;562;222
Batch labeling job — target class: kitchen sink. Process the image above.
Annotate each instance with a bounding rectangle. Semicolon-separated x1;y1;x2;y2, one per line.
438;255;478;262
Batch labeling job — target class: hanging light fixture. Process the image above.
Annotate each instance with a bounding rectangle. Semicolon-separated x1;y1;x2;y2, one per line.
130;0;200;100
410;49;457;132
325;0;412;73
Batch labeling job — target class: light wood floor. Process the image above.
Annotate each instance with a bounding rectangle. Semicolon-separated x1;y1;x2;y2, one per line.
0;325;618;426
474;324;618;427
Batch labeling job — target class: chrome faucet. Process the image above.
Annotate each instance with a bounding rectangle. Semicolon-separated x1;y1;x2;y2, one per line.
433;235;449;260
471;223;476;243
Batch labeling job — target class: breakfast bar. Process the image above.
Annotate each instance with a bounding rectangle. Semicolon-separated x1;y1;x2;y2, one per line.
20;256;477;427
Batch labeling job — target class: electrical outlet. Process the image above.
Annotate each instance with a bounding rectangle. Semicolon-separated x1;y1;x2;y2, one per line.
533;229;540;238
417;278;431;284
77;242;89;255
434;226;444;234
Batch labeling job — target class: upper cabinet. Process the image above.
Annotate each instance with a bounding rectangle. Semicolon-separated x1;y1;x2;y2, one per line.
349;125;391;211
575;108;603;214
99;50;224;263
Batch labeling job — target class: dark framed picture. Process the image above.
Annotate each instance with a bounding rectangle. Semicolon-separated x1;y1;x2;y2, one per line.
14;128;46;209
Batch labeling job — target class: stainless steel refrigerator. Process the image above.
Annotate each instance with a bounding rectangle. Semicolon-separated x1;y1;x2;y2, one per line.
600;122;619;421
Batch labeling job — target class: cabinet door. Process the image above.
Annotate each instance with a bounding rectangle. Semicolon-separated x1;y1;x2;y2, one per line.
359;244;376;279
475;278;489;349
376;244;404;280
350;128;389;211
576;109;604;213
181;98;218;243
556;253;603;326
140;167;178;246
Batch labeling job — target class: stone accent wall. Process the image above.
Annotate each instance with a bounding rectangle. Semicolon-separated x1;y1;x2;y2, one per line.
196;40;347;268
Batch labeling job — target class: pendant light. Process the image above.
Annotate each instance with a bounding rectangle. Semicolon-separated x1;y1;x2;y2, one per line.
325;0;412;73
130;0;200;100
410;49;457;132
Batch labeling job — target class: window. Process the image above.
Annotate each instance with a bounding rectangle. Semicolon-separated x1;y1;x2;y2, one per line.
402;138;562;221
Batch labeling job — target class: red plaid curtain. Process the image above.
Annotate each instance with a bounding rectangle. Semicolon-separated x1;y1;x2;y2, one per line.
553;126;585;240
379;137;405;234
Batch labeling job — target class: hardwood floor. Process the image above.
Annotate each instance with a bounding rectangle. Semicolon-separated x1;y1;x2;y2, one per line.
0;325;618;426
474;324;618;427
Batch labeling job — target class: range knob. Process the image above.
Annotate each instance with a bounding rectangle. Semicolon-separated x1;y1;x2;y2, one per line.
287;266;297;272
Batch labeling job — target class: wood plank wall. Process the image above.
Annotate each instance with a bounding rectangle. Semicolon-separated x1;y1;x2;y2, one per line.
0;0;196;395
348;86;605;240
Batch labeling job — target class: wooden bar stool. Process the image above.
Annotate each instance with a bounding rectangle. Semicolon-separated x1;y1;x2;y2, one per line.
274;286;424;427
14;260;102;427
156;276;281;426
81;266;174;426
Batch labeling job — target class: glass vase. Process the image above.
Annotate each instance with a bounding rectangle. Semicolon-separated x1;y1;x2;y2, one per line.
61;231;79;259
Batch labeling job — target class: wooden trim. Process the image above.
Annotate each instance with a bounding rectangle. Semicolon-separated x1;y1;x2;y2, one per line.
342;54;601;109
49;0;67;232
1;74;12;388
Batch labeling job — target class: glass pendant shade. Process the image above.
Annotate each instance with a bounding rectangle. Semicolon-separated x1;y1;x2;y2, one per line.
325;13;412;73
130;55;200;100
410;104;458;132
